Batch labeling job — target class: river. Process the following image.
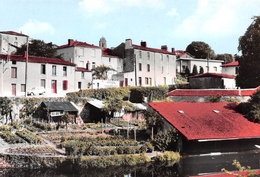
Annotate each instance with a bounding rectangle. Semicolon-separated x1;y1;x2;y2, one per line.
0;150;259;177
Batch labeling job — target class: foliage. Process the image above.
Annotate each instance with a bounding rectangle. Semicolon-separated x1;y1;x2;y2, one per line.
199;66;204;74
192;64;198;76
221;160;259;177
186;41;216;59
236;16;260;88
15;128;43;144
209;94;222;102
0;97;13;123
239;90;260;122
0;131;25;144
143;109;164;134
152;151;181;166
152;129;178;152
91;64;116;80
15;39;63;59
215;53;233;64
19;98;39;118
184;66;190;77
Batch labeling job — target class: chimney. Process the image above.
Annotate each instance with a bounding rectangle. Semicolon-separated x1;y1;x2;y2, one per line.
161;45;168;51
68;39;74;46
24;51;27;58
171;48;175;53
140;41;147;47
125;39;132;49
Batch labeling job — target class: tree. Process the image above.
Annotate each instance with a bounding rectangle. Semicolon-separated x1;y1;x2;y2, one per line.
15;39;63;59
192;64;198;76
215;54;233;64
92;64;116;80
186;41;216;59
184;66;190;77
0;97;13;124
199;66;204;74
236;16;260;88
242;89;260;122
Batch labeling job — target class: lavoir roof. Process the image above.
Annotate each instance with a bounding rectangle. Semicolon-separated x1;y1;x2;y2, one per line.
149;102;260;141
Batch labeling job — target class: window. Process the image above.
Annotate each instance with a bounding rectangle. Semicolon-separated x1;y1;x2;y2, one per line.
109;58;111;62
167;55;169;62
81;71;84;78
52;65;57;75
145;77;148;85
92;62;95;69
139;63;142;71
12;61;16;65
11;67;17;78
139;51;142;58
63;66;67;76
21;84;25;92
41;79;46;88
139;77;142;86
41;64;46;74
213;66;217;72
78;82;82;89
206;66;209;72
147;52;150;59
161;66;164;73
147;64;150;72
160;54;163;61
63;80;68;90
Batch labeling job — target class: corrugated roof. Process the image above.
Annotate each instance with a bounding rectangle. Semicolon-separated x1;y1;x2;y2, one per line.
149;102;260;140
0;54;75;66
167;87;259;97
189;72;236;79
43;101;78;112
221;61;239;67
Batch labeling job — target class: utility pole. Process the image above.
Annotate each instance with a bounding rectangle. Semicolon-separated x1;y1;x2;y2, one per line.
25;36;29;97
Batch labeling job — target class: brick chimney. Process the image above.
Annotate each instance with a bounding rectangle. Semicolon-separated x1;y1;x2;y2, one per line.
141;41;147;47
171;48;175;53
161;45;168;51
68;39;74;46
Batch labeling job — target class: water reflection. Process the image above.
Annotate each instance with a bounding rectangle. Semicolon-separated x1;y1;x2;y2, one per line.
0;150;259;177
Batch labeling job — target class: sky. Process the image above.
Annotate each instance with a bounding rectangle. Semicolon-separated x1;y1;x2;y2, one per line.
1;0;259;55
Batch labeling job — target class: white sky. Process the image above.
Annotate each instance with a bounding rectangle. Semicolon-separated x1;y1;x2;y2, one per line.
1;0;259;54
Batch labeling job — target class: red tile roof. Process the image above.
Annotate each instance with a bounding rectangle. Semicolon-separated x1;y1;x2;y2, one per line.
221;61;239;67
149;102;260;140
132;44;175;55
0;54;75;66
58;39;100;49
102;48;119;57
191;170;260;177
189;72;236;79
0;31;28;37
167;87;260;97
76;67;90;72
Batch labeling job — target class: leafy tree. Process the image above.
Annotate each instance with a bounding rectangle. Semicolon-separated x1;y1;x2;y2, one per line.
15;39;63;59
215;54;233;64
186;41;216;59
199;66;204;74
152;129;178;152
0;97;13;124
92;64;116;80
192;64;198;76
20;99;38;119
236;16;260;88
242;89;260;122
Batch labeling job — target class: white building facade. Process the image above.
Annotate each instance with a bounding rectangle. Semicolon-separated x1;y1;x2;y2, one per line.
113;39;177;87
0;54;76;97
176;52;223;74
0;31;28;55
